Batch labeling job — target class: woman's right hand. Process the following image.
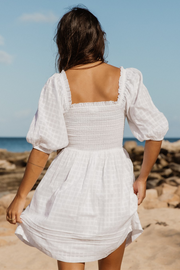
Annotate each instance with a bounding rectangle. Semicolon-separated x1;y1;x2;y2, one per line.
6;194;26;225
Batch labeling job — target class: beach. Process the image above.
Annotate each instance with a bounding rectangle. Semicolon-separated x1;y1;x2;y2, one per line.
0;139;180;269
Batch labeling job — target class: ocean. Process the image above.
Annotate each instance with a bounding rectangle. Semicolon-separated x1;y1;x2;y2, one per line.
0;137;179;153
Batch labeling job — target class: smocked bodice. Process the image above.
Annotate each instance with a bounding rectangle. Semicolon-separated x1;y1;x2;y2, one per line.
64;105;125;150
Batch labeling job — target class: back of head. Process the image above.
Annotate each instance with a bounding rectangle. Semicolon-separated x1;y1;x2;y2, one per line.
54;6;106;72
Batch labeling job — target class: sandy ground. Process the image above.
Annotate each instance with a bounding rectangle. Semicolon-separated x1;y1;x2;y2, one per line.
0;206;180;270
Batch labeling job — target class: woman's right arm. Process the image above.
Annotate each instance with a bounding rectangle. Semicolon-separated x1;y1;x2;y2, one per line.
7;74;69;224
16;148;49;199
6;148;49;224
133;140;162;205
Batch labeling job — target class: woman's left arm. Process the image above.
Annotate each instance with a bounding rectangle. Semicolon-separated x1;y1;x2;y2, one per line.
125;68;169;205
133;140;162;205
6;148;49;224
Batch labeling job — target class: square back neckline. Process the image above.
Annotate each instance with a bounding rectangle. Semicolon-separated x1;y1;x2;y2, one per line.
62;66;125;109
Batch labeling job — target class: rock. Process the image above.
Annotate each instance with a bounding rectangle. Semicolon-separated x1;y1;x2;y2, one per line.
141;190;168;209
175;203;180;208
165;176;180;186
168;201;180;208
155;185;163;196
160;148;168;156
0;190;36;215
159;152;171;162
134;171;140;179
132;145;144;156
161;153;173;163
142;199;168;209
145;189;158;199
159;158;169;168
156;154;170;167
133;161;141;172
157;192;180;208
169;162;180;175
7;152;30;167
161;183;178;195
0;167;46;195
173;153;180;164
0;149;8;159
147;172;162;180
146;179;165;189
157;179;168;186
0;193;16;209
0;160;16;171
0;205;6;215
0;191;11;199
0;150;30;167
133;164;141;171
0;168;26;193
123;141;137;154
158;193;180;203
151;163;162;172
155;182;179;198
160;168;173;178
161;140;180;152
175;186;180;197
133;161;141;166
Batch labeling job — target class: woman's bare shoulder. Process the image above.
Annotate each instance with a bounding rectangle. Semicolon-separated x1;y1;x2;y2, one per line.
99;63;121;81
104;63;120;69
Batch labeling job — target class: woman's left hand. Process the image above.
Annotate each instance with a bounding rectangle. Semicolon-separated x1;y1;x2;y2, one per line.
6;194;26;225
133;177;147;205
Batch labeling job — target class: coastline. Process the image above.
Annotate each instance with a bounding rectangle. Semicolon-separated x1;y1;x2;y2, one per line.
0;137;179;153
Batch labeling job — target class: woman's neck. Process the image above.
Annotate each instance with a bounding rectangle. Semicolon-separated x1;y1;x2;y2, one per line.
69;60;103;70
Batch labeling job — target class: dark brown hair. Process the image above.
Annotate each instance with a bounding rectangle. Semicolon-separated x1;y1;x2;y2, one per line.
54;6;107;72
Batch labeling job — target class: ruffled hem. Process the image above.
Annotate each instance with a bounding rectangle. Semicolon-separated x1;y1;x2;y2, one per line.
15;211;143;263
61;66;126;109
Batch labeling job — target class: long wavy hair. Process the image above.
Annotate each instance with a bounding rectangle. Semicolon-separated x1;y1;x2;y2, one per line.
54;6;107;72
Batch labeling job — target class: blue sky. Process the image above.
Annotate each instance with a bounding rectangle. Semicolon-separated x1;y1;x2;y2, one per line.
0;0;179;138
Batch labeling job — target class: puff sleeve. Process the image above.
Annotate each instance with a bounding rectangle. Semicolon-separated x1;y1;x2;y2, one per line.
26;74;69;154
124;68;169;142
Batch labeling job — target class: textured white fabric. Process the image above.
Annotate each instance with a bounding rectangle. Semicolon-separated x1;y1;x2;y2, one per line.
26;74;69;154
15;66;169;262
125;68;169;142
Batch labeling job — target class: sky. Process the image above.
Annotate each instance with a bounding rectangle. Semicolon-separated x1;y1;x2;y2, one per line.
0;0;179;138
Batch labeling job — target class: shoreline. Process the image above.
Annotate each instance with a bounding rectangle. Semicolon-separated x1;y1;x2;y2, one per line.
0;137;179;153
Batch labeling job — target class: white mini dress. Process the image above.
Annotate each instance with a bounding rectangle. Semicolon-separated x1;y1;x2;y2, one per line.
15;66;169;263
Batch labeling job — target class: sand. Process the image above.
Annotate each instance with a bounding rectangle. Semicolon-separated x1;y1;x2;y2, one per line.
0;205;180;270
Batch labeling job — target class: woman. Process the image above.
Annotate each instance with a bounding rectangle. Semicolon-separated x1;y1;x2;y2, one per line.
6;6;169;270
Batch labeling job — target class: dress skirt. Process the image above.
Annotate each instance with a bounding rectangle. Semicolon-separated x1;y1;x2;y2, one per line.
15;146;143;262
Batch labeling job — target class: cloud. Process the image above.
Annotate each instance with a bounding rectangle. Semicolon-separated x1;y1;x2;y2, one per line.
0;116;6;123
19;11;58;23
14;109;31;119
0;50;13;64
172;115;180;121
0;35;4;45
